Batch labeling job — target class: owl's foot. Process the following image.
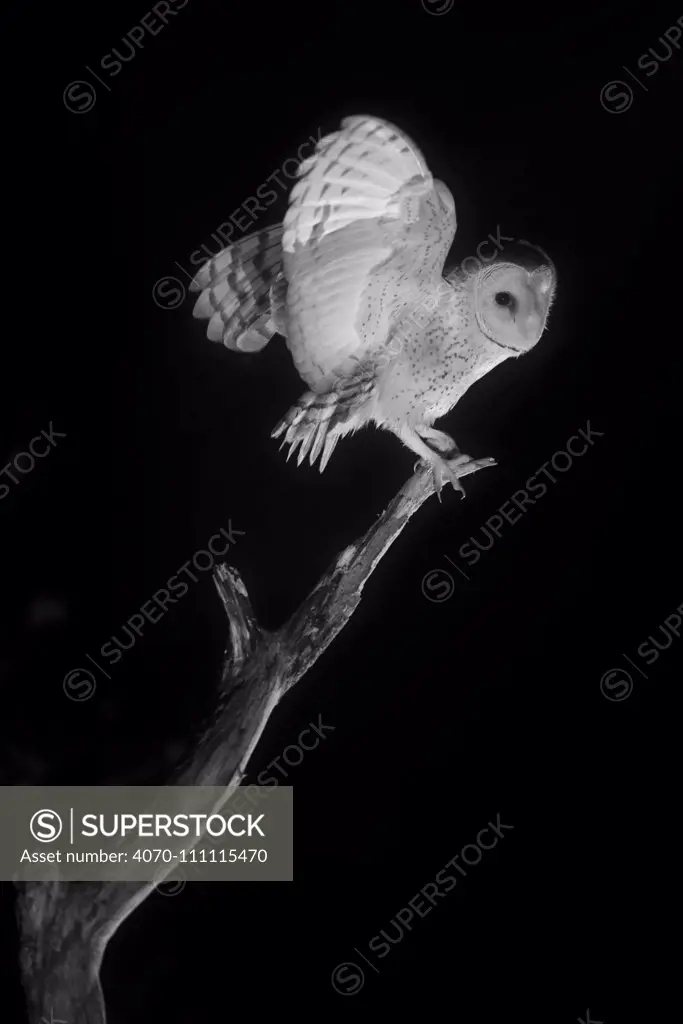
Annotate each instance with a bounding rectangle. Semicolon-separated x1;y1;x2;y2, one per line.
413;453;495;502
434;453;472;501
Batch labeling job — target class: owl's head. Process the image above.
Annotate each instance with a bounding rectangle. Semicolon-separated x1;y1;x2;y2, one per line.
474;248;556;354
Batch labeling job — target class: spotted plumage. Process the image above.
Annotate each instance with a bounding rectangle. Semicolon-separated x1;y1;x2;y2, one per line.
190;115;557;495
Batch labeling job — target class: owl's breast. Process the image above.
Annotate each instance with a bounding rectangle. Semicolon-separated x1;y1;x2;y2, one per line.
375;309;463;423
376;307;511;426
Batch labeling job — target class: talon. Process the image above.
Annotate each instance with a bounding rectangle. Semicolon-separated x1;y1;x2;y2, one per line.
429;458;464;499
431;466;445;502
432;452;495;499
418;452;487;500
444;455;468;498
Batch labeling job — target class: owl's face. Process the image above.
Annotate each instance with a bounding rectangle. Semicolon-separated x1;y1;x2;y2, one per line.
474;262;556;354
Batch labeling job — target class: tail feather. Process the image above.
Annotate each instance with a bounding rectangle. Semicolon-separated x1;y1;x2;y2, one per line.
319;431;341;472
271;363;376;471
273;392;347;471
191;225;284;351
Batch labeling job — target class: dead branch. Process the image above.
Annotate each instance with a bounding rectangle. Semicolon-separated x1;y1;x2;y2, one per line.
15;456;494;1023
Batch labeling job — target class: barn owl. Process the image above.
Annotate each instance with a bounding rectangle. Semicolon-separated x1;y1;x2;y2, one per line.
190;115;556;496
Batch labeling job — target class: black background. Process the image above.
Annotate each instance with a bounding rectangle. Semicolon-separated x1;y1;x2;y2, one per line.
2;0;681;1020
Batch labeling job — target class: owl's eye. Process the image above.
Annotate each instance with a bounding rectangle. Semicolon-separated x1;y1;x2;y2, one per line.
494;291;515;309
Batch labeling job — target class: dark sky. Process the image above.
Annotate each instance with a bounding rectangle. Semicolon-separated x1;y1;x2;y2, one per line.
2;0;681;1020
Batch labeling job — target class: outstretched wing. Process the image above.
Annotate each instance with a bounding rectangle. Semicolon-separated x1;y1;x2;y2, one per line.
189;225;284;351
282;115;457;391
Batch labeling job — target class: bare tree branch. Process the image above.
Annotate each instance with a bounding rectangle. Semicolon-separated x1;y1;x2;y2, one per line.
15;457;494;1023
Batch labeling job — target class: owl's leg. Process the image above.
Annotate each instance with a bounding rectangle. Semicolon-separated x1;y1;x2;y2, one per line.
415;426;460;456
396;424;472;499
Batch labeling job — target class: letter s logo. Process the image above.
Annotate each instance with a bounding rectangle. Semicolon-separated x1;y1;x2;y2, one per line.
30;809;63;842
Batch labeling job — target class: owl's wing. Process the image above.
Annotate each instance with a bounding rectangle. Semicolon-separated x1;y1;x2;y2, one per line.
189;225;284;351
282;115;457;389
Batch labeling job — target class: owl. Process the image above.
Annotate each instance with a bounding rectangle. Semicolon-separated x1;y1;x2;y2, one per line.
190;115;556;495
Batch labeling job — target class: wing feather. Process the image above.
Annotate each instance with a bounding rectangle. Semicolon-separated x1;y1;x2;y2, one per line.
190;225;284;351
281;115;457;390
